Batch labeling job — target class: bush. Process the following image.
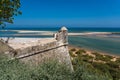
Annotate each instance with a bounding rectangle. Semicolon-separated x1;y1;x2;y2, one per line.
72;62;111;80
32;60;72;80
107;61;120;68
70;48;76;52
75;50;82;55
104;55;113;59
82;54;94;62
0;54;115;80
116;58;120;63
69;51;76;57
0;55;72;80
92;52;111;62
0;55;32;80
92;62;112;78
75;49;86;54
92;61;120;80
108;67;120;80
92;52;101;56
79;49;86;53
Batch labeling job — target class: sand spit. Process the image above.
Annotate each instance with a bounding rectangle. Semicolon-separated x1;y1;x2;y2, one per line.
68;32;112;36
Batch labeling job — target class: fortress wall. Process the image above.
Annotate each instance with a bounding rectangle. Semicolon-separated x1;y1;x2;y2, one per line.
0;27;73;70
12;40;58;57
19;41;72;70
0;39;13;53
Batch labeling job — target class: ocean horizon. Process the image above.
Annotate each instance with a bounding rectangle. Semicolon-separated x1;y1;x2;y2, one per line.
0;26;120;56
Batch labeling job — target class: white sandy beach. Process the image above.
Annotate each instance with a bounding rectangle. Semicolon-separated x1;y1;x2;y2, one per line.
0;30;114;36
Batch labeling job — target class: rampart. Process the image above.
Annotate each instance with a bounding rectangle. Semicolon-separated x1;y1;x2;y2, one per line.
0;27;73;70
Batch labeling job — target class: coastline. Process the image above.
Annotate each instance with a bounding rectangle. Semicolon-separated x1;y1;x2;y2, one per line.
1;30;120;36
0;29;120;57
1;37;119;58
68;44;120;58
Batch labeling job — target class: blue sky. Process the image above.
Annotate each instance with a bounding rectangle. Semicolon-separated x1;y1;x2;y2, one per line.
12;0;120;27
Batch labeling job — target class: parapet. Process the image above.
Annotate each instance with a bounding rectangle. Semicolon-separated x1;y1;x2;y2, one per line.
0;26;73;70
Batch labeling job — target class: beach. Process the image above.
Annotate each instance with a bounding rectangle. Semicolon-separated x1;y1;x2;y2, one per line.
0;27;120;56
68;44;120;58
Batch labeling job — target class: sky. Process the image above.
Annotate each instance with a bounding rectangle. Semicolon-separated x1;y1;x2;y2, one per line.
11;0;120;27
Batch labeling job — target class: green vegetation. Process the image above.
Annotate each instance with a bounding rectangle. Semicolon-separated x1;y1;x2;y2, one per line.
72;62;111;80
92;61;120;80
82;54;94;62
75;49;86;54
70;48;76;51
116;58;120;63
0;55;31;80
0;55;72;80
0;54;112;80
0;0;21;28
69;51;76;57
0;48;119;80
70;48;120;80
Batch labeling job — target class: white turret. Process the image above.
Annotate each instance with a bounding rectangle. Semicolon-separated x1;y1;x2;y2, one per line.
54;26;68;44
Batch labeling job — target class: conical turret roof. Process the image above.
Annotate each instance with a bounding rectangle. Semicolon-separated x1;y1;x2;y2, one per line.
60;26;67;31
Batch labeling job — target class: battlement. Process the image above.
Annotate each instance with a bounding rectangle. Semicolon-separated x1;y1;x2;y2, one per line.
1;27;73;70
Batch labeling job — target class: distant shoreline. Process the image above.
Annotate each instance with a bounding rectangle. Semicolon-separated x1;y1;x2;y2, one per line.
0;30;120;57
1;30;120;37
68;44;120;58
0;30;120;36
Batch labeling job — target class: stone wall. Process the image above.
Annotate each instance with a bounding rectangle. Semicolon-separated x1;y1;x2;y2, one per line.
0;27;73;70
19;41;72;70
0;39;13;53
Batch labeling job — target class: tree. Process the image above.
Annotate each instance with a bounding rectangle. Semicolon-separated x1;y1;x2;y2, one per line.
0;0;21;28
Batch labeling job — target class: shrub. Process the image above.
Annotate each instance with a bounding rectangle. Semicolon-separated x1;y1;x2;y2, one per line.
72;62;111;80
82;54;94;62
69;51;76;57
104;55;113;59
92;52;101;56
92;61;120;80
0;55;32;80
0;54;115;80
108;68;120;80
0;55;72;80
75;50;82;55
92;62;112;78
76;49;86;54
107;61;120;68
79;49;86;53
92;52;111;62
31;60;72;80
116;58;120;63
70;48;76;51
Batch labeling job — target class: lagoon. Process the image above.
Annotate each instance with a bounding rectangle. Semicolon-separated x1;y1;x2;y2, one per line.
0;27;120;56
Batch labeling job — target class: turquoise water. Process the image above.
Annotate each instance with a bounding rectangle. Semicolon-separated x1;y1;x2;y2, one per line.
69;36;120;56
0;27;120;56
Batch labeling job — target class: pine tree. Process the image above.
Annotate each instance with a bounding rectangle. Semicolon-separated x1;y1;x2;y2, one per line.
0;0;21;28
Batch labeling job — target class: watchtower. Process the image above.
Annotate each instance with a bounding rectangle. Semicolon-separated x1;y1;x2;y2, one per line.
54;26;68;44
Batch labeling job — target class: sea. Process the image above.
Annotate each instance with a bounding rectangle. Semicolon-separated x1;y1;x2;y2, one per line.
0;26;120;56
